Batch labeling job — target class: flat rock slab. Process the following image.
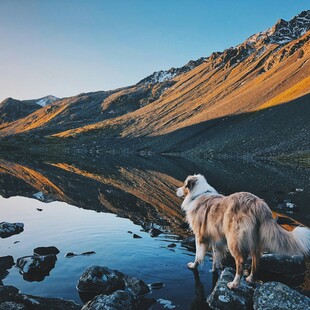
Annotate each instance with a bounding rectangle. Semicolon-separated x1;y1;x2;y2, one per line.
253;281;310;310
0;222;24;238
207;267;254;310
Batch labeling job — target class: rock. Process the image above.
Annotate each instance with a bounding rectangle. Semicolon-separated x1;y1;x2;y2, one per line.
181;236;196;251
33;246;60;256
65;252;77;257
150;282;164;290
207;267;254;310
0;285;81;309
0;301;27;310
122;274;150;296
0;256;14;271
258;254;306;278
253;281;310;310
149;228;162;237
16;255;57;282
0;222;24;238
276;202;298;212
36;208;43;212
77;266;125;295
167;243;176;248
82;290;135;310
133;234;142;239
77;266;149;298
81;251;96;256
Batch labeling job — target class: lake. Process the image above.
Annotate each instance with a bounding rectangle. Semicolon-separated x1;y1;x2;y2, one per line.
0;154;309;309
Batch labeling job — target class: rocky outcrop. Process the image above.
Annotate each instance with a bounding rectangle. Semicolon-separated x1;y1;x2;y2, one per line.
207;267;254;310
253;282;310;310
0;285;81;310
0;222;24;238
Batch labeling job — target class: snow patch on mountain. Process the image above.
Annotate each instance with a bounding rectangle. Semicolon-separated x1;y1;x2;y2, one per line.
138;57;206;85
36;95;59;107
247;10;310;46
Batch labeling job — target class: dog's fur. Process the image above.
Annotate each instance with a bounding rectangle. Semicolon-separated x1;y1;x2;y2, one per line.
177;174;310;289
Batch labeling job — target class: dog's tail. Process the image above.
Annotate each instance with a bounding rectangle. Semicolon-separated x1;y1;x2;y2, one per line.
259;203;310;256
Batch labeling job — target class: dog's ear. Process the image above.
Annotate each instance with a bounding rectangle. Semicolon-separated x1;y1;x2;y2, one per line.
185;178;197;191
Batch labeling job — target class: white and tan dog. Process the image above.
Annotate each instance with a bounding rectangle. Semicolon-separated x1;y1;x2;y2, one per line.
177;174;310;289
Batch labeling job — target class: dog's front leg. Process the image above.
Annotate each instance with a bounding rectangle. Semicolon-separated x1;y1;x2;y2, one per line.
188;238;207;269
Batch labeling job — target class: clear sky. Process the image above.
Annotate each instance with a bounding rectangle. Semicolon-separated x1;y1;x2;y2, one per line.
0;0;309;101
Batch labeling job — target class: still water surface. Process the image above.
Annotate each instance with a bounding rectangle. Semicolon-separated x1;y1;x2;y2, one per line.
0;155;309;309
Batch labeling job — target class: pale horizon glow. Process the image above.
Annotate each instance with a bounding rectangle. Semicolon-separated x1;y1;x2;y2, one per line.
0;0;309;102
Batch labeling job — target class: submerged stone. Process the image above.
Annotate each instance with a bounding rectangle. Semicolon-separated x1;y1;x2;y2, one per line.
16;255;57;282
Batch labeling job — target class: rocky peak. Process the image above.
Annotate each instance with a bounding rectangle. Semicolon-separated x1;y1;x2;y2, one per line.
36;95;59;107
138;57;206;85
248;10;310;46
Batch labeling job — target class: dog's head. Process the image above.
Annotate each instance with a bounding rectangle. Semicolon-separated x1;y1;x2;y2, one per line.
177;174;207;198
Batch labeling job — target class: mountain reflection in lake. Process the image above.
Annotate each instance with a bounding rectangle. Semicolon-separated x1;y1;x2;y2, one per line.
0;155;309;308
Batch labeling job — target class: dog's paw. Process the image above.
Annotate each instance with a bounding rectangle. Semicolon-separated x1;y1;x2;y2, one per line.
227;281;238;289
187;262;198;269
245;275;254;284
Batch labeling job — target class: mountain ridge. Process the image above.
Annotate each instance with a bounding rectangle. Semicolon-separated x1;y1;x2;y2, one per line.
0;10;309;160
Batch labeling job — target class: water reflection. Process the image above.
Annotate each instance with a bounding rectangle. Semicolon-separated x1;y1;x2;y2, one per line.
0;154;309;307
0;155;309;228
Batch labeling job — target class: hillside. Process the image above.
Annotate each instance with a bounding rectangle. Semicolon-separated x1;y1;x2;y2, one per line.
0;10;309;160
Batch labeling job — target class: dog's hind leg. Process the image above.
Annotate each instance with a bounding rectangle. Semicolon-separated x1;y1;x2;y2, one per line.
227;255;243;289
246;253;258;284
188;239;207;269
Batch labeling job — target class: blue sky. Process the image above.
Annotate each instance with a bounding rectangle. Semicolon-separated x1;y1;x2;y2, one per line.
0;0;309;101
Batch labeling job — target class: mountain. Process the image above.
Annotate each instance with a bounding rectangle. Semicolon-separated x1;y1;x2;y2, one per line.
35;95;59;107
0;10;309;160
0;95;60;126
0;98;41;125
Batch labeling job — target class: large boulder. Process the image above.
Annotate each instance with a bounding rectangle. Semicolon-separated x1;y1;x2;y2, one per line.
0;285;81;309
77;265;149;297
207;267;254;310
253;281;310;310
0;222;24;238
258;254;306;278
16;255;57;282
82;290;135;310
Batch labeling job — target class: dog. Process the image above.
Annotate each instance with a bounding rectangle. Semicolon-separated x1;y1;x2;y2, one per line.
177;174;310;289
